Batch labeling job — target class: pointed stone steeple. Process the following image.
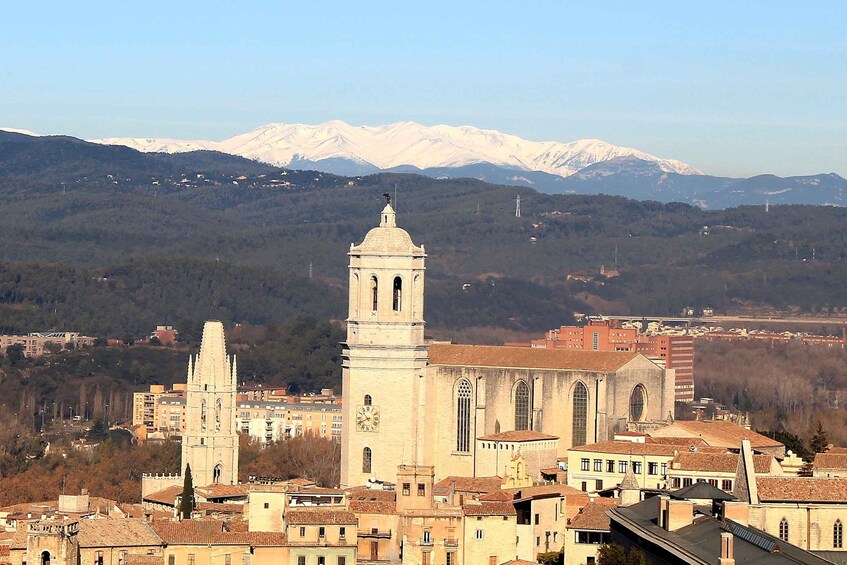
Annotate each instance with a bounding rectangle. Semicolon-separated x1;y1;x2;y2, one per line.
732;439;759;504
620;463;641;506
181;321;239;486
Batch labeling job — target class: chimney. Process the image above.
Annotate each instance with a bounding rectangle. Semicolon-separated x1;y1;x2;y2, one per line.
721;501;749;527
719;531;735;565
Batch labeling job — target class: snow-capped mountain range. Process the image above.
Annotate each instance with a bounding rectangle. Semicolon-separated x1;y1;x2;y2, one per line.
88;120;702;179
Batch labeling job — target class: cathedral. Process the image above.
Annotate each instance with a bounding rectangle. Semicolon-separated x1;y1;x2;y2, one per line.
340;203;675;487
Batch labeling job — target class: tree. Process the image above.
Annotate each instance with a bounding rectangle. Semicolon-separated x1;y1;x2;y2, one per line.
179;464;195;519
5;344;24;367
811;421;829;453
598;544;649;565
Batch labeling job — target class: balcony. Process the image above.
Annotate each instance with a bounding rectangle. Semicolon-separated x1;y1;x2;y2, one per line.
356;560;391;565
358;529;391;539
420;539;434;547
444;538;459;547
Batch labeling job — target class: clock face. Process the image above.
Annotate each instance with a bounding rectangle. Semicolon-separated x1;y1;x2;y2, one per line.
356;405;380;432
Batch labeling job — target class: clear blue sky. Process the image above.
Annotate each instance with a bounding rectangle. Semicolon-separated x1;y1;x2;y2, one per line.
2;1;845;177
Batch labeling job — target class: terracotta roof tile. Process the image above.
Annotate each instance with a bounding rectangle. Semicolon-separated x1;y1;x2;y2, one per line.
77;519;163;548
433;476;504;496
671;453;774;474
570;440;724;457
647;437;709;446
568;499;619;531
142;486;183;507
346;487;396;515
478;430;558;442
757;477;847;502
813;453;847;471
285;509;357;525
494;484;587;501
650;421;783;449
428;344;639;372
196;484;250;499
151;520;225;544
462;501;516;516
151;520;286;546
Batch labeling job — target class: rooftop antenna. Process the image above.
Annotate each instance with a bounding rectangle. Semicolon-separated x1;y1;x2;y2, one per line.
614;245;618;269
476;203;480;215
515;195;521;218
765;200;769;213
394;183;398;212
309;260;313;280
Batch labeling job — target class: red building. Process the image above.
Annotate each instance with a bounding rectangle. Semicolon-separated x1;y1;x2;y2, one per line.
525;319;695;403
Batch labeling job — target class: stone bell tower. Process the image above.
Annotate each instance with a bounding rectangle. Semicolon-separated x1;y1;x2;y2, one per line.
340;200;429;487
181;320;239;486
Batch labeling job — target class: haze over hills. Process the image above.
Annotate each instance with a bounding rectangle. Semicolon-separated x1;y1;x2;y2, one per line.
89;120;703;178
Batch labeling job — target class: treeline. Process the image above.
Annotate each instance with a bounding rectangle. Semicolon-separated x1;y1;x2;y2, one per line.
695;340;847;447
0;428;340;506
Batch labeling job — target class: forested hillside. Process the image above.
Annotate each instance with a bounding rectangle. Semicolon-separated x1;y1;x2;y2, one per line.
1;131;846;338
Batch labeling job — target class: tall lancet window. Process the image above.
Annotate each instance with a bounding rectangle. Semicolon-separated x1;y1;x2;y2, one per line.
215;399;222;432
835;519;843;548
572;382;588;447
514;381;530;431
779;518;789;541
363;447;372;474
370;276;379;311
200;399;207;431
456;379;472;452
392;277;402;311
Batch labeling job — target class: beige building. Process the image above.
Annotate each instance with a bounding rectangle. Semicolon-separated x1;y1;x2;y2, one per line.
644;419;786;458
566;439;720;493
9;518;164;565
341;203;676;488
0;331;95;358
564;498;618;565
667;451;781;491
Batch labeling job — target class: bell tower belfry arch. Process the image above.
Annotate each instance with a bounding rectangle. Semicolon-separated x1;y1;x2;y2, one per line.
341;200;429;487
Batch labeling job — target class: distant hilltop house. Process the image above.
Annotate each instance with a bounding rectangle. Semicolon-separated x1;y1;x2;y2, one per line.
0;331;95;357
150;325;178;345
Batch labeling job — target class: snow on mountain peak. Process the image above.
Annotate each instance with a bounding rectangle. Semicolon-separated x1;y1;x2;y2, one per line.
89;121;702;177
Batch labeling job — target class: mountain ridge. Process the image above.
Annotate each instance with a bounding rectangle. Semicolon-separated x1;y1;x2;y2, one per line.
86;120;703;178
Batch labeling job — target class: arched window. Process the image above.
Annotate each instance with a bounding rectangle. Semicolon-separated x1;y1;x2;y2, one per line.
456;380;472;452
779;517;789;541
514;381;530;431
630;385;646;422
393;277;402;311
200;399;207;431
363;447;372;474
213;464;222;484
364;394;372;407
370;276;379;311
41;551;51;565
835;520;843;548
215;398;222;432
572;382;588;448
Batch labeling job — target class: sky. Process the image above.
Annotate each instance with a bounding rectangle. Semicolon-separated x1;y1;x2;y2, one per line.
1;1;845;177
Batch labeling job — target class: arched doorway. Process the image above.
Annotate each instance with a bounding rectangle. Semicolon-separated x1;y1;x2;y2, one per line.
213;464;222;483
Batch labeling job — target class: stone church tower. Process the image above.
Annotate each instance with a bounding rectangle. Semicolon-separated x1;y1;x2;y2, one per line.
340;202;429;487
182;320;239;486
